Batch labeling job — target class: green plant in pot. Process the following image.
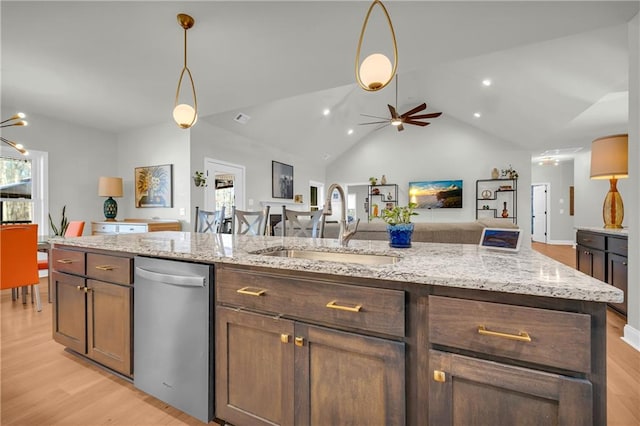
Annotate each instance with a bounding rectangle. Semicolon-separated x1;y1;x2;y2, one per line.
48;205;69;236
193;171;207;188
381;202;418;248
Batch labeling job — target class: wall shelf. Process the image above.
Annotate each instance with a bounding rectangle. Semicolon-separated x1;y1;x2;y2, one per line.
476;178;517;224
366;184;398;222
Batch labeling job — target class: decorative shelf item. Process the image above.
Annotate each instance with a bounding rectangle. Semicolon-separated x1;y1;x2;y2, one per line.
475;178;517;224
368;183;398;221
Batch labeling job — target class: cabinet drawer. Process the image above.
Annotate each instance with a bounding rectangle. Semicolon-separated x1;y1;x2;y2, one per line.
117;224;147;234
51;248;85;275
217;267;405;337
428;296;591;373
576;231;605;251
608;236;627;257
92;223;118;234
86;253;133;285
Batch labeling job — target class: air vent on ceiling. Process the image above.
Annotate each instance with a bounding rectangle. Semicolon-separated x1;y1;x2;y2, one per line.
234;113;251;124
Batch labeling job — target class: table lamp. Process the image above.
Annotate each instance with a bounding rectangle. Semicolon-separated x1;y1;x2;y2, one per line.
98;177;123;221
590;134;628;229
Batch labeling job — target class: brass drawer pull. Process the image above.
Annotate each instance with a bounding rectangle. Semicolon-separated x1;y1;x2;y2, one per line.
95;265;115;271
295;337;305;347
57;259;74;264
236;287;266;297
76;285;83;291
326;300;362;313
433;370;446;383
281;334;290;344
478;325;531;342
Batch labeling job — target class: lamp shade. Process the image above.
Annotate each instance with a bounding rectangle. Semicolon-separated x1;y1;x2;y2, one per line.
98;177;123;197
590;134;628;179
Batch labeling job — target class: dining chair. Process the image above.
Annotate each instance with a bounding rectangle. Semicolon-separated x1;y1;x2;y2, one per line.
231;206;270;236
1;224;42;311
281;206;325;238
194;206;226;233
38;220;85;302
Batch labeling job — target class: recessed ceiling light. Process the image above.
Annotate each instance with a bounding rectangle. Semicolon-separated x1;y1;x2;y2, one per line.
473;112;481;118
347;129;354;135
323;108;330;116
482;79;492;87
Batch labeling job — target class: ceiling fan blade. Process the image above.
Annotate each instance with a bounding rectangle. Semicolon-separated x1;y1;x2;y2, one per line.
360;113;391;120
373;123;389;132
388;104;399;119
359;121;389;125
409;112;442;119
404;120;430;127
400;103;427;118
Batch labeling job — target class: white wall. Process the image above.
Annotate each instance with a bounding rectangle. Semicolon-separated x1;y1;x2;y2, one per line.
532;161;575;243
1;108;117;235
624;12;639;350
116;122;190;227
326;115;531;243
190;121;326;229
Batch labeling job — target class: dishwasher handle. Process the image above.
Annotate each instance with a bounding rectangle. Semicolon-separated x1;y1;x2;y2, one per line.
135;266;206;287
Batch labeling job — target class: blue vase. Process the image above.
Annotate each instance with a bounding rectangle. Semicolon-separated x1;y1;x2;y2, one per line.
387;223;414;248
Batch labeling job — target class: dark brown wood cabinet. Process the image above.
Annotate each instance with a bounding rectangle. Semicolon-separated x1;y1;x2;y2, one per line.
427;295;595;424
51;247;134;377
576;229;628;315
215;266;406;426
429;350;593;425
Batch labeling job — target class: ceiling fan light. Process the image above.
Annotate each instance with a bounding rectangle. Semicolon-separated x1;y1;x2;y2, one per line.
391;118;402;126
359;53;392;90
173;104;198;129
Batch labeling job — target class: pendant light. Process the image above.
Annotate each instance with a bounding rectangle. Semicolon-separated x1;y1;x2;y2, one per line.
1;113;29;155
173;13;198;129
355;0;398;91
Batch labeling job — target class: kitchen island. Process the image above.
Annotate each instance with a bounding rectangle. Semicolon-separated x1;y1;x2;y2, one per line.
50;232;622;425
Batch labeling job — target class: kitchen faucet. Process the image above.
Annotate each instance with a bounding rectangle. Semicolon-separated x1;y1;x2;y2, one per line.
323;183;359;246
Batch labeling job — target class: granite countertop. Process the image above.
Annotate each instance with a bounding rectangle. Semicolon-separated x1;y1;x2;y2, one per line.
576;226;629;236
52;231;623;303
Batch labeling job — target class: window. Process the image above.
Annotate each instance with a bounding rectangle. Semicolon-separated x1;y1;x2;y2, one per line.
0;148;48;231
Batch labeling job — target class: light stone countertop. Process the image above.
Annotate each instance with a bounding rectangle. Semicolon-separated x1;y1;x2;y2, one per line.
576;226;629;236
52;231;623;303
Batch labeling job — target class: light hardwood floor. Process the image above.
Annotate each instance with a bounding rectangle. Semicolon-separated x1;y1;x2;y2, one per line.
1;246;639;425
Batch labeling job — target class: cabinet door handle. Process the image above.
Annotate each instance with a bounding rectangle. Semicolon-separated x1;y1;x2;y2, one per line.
57;259;74;264
433;370;446;383
622;261;628;266
236;287;266;297
84;287;92;293
582;238;593;242
478;325;531;342
294;337;305;347
326;300;362;313
95;265;115;271
76;285;83;291
281;334;290;344
584;251;591;255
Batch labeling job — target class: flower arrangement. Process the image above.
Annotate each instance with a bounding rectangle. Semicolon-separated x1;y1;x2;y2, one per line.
501;165;519;180
380;202;418;226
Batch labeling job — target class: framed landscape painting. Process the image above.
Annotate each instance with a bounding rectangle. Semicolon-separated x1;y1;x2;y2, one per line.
409;179;463;208
135;164;173;208
272;161;294;199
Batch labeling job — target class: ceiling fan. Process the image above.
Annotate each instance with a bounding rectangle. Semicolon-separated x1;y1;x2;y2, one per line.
359;76;442;132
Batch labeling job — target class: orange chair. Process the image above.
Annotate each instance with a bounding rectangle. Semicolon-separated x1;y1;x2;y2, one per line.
0;224;42;311
38;221;85;302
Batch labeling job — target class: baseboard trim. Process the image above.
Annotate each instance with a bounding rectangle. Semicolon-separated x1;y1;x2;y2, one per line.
546;240;574;246
622;324;640;352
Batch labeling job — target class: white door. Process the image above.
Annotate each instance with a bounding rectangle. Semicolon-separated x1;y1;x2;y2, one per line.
532;184;548;243
204;158;245;211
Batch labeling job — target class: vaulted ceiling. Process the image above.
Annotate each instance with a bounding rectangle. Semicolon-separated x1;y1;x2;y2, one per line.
2;1;637;164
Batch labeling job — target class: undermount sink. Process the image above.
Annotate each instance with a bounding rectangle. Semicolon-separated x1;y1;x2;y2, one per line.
257;249;400;265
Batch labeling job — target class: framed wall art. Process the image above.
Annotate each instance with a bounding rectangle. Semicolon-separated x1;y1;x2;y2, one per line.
135;164;173;208
272;161;293;199
408;179;463;209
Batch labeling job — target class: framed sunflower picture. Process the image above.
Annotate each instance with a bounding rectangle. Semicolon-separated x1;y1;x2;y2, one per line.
135;164;173;208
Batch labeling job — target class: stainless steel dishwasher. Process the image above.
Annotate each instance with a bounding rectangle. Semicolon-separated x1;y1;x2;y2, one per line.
134;256;213;423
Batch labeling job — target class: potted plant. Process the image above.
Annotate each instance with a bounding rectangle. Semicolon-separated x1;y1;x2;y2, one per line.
48;205;69;236
381;202;418;248
369;177;378;185
193;171;207;188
